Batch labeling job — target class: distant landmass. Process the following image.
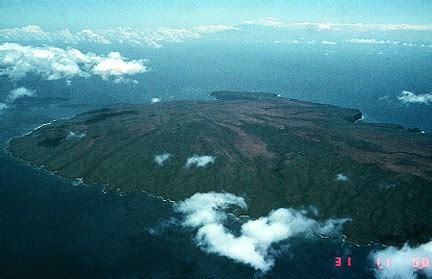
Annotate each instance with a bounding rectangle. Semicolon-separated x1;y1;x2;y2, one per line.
8;91;432;245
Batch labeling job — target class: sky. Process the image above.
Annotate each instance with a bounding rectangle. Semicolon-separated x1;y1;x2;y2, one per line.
1;0;432;30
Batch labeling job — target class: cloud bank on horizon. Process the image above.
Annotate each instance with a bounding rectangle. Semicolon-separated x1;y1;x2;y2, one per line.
0;25;237;48
1;20;432;49
175;192;350;272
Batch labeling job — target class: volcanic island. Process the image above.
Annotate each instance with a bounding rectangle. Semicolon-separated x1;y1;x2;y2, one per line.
8;91;432;246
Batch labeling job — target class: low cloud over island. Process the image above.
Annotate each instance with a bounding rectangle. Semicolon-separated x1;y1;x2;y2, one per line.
398;90;432;105
174;192;350;272
8;87;36;102
0;87;36;112
186;155;216;168
65;131;86;140
154;153;172;166
369;241;432;279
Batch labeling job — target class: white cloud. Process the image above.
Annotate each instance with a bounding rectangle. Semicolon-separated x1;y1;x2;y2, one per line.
0;25;51;41
402;42;418;47
186;155;216;168
348;23;432;31
2;23;431;50
321;40;337;45
336;173;349;182
193;24;239;33
243;19;337;30
65;131;86;140
151;97;161;104
8;87;36;102
345;39;425;47
76;29;111;44
346;38;387;45
244;19;432;32
0;43;148;81
369;241;432;279
92;51;146;78
256;17;287;27
175;192;350;272
1;25;236;48
112;76;139;85
275;39;337;46
154;153;172;166
398;90;432;104
0;103;8;111
0;25;112;45
273;39;300;44
316;22;335;30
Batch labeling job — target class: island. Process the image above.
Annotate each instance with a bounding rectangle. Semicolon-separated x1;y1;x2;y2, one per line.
7;91;432;246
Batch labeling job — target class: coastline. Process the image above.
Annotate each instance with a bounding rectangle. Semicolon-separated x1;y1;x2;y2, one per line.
4;128;391;251
5;94;432;247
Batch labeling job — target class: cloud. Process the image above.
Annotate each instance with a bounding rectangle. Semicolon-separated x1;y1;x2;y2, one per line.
256;17;287;27
336;173;349;182
321;40;337;45
186;155;216;168
2;23;431;50
65;131;86;140
0;25;111;45
0;25;235;48
243;19;336;30
154;153;172;166
0;103;8;111
243;19;432;32
275;39;337;46
151;97;161;104
91;51;146;78
76;29;111;44
175;192;350;272
0;43;148;81
0;25;51;41
369;241;432;279
348;23;432;31
316;22;335;30
398;91;432;104
8;87;36;102
273;39;300;44
192;24;239;33
346;38;388;45
345;39;425;48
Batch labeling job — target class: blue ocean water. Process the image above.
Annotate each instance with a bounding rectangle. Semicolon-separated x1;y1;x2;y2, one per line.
0;42;431;278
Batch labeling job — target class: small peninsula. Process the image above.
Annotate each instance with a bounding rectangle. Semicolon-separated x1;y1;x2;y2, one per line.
8;91;432;245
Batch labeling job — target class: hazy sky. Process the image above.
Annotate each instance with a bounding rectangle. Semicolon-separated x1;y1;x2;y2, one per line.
1;0;432;29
